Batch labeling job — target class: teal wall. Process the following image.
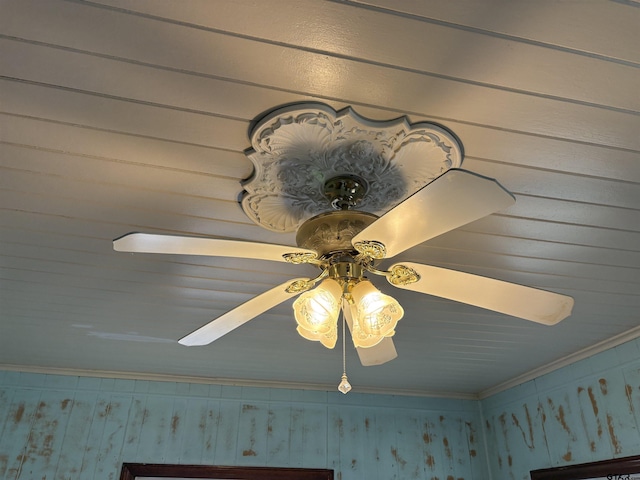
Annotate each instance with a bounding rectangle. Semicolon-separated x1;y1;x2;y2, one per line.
0;338;638;480
482;337;640;480
0;371;486;480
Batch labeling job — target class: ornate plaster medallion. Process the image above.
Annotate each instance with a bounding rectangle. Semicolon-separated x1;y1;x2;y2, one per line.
241;103;463;232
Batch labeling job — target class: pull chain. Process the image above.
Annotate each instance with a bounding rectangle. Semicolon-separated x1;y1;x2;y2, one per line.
338;311;352;394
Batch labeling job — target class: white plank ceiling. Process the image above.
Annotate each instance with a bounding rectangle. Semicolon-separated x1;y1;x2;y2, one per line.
1;0;639;398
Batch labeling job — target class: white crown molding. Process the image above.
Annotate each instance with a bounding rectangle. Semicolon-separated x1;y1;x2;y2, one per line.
4;328;636;402
0;364;477;400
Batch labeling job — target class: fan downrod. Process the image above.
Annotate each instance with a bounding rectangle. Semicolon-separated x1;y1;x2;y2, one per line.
324;175;368;210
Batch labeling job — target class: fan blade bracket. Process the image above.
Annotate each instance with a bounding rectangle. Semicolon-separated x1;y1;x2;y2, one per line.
285;279;316;294
286;266;331;294
282;252;320;264
353;240;387;260
387;264;421;286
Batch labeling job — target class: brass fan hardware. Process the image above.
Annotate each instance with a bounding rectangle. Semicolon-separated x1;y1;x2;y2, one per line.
114;102;575;393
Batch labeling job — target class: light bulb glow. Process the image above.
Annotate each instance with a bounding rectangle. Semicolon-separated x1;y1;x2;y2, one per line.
293;278;342;349
349;280;403;348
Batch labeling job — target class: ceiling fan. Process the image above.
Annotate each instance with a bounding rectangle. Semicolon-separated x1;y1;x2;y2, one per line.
114;103;574;368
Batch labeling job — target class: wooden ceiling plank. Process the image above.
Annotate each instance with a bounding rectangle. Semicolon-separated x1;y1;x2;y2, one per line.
350;0;640;64
469;215;640;253
4;38;638;183
3;193;639;257
0;227;303;278
6;224;636;285
405;249;640;285
88;0;640;110
0;113;251;179
2;184;637;276
0;264;297;302
0;268;293;306
0;80;249;151
4;140;638;226
0;208;293;252
0;144;247;206
0;189;294;244
6;248;632;299
464;158;640;210
0;243;300;284
0;279;272;313
0;37;300;140
422;230;640;269
2;178;637;273
2;4;639;149
505;195;640;232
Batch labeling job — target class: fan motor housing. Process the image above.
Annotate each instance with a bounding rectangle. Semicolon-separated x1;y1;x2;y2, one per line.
296;210;378;258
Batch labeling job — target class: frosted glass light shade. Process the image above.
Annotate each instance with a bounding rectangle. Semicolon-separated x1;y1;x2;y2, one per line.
350;280;404;348
293;278;342;349
349;323;388;348
295;324;338;349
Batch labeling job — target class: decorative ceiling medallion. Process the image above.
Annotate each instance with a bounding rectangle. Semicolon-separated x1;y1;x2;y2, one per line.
241;103;463;232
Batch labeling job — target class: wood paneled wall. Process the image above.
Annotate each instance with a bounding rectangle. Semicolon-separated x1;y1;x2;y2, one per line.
0;373;486;480
1;338;638;480
482;337;640;480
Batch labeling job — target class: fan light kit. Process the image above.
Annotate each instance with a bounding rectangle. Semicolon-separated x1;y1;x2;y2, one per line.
114;103;574;394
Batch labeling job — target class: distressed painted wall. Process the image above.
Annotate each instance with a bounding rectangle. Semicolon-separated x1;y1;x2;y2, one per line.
1;339;639;480
0;371;486;480
481;337;640;480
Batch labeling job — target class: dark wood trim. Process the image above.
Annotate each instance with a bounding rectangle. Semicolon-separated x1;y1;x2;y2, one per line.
120;463;334;480
530;455;640;480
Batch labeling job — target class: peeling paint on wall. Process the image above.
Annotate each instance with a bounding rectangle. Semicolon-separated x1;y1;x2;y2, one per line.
0;373;486;480
482;339;640;480
2;341;638;480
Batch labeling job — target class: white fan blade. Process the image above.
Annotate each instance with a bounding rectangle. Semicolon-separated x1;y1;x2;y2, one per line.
390;262;574;325
179;278;310;346
342;298;398;366
353;169;515;258
114;233;316;263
